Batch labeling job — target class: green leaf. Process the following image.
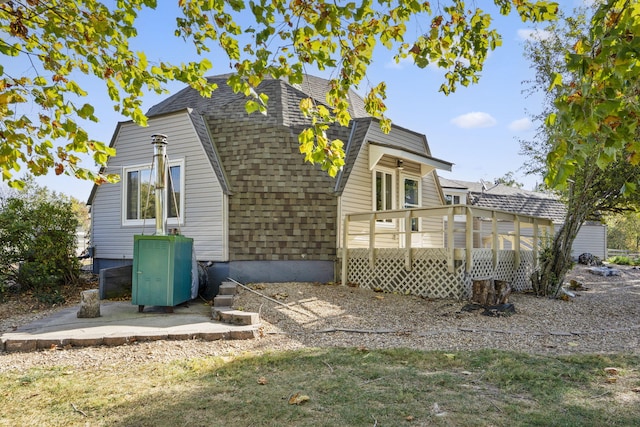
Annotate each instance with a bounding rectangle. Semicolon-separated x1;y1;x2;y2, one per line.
549;73;563;92
245;99;260;114
77;103;95;118
620;182;636;196
33;76;47;86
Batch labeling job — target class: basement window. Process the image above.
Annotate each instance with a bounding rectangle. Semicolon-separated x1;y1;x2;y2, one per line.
122;159;184;226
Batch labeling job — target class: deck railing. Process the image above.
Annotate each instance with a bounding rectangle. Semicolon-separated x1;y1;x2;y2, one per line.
341;205;555;297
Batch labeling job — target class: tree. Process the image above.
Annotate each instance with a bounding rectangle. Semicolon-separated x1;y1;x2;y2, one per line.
1;0;558;187
493;171;524;188
521;2;640;296
606;212;640;253
546;0;640;190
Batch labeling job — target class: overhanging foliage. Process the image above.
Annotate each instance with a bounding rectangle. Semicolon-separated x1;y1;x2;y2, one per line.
1;0;558;187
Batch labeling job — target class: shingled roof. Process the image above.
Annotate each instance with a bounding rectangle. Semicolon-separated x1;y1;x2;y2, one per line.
146;74;370;124
132;74;373;195
439;177;567;223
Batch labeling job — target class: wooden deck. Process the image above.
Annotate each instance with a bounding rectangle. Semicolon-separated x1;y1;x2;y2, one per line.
340;206;555;299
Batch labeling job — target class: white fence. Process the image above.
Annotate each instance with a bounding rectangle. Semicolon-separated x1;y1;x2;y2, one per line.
607;249;640;259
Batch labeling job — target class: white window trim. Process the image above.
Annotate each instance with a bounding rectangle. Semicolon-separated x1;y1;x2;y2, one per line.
401;173;422;232
372;166;397;228
443;190;466;205
442;190;467;223
121;158;185;227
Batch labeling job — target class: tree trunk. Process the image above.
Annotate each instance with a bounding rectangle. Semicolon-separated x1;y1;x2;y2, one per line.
472;278;512;305
471;278;491;305
531;180;591;297
530;230;574;297
494;280;511;304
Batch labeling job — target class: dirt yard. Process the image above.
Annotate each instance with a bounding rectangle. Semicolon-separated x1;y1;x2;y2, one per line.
1;264;639;372
231;263;640;355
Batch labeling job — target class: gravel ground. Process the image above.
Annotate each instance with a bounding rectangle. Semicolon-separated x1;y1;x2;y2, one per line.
1;264;639;373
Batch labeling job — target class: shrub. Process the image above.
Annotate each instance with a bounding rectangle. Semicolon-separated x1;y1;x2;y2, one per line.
0;195;80;300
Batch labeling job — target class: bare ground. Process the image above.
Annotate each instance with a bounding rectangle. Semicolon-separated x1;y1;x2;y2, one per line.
1;264;639;372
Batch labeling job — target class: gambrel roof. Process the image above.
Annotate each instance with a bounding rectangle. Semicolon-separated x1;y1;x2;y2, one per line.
139;74;373;197
88;74;450;205
147;74;370;125
146;74;449;194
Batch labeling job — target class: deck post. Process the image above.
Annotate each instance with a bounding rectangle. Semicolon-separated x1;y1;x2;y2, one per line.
465;206;473;273
492;212;498;270
369;214;376;269
404;211;412;271
514;215;521;269
447;207;455;273
533;220;539;269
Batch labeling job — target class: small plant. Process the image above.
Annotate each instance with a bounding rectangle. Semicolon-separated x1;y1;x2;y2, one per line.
608;255;631;265
607;255;640;266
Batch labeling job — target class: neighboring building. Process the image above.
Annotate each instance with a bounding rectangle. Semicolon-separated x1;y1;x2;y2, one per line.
439;178;607;260
88;74;453;286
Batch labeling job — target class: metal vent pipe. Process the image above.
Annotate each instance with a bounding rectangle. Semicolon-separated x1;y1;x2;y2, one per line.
151;134;168;236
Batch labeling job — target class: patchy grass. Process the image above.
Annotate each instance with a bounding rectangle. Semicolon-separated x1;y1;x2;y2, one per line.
2;348;639;426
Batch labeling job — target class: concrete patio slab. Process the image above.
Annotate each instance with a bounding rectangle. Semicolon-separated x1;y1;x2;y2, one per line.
1;300;260;352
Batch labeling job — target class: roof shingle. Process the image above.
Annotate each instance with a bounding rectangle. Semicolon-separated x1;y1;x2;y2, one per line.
439;177;567;223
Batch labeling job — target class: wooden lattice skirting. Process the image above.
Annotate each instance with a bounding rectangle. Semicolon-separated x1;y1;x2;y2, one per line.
342;248;535;300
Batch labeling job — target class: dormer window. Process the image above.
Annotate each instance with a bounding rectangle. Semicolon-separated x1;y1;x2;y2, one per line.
445;194;460;205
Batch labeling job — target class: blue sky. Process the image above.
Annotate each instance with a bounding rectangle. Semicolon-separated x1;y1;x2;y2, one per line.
18;2;584;201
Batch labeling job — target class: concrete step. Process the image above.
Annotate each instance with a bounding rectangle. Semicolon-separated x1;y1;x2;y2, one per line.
212;307;260;326
213;294;234;307
218;282;237;296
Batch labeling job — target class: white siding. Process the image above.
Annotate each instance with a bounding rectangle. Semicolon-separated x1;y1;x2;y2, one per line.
342;136;374;217
572;224;607;259
472;220;606;259
420;172;444;247
91;112;226;262
340;134;377;249
339;123;447;249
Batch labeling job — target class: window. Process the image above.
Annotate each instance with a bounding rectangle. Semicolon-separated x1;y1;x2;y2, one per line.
445;194;461;205
122;160;184;226
402;176;421;231
374;168;395;222
167;165;182;218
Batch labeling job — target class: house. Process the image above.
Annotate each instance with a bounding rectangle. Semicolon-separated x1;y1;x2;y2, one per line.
439;178;608;260
88;74;454;289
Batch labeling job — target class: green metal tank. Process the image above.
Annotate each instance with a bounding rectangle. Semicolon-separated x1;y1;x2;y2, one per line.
132;234;193;312
131;134;194;312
